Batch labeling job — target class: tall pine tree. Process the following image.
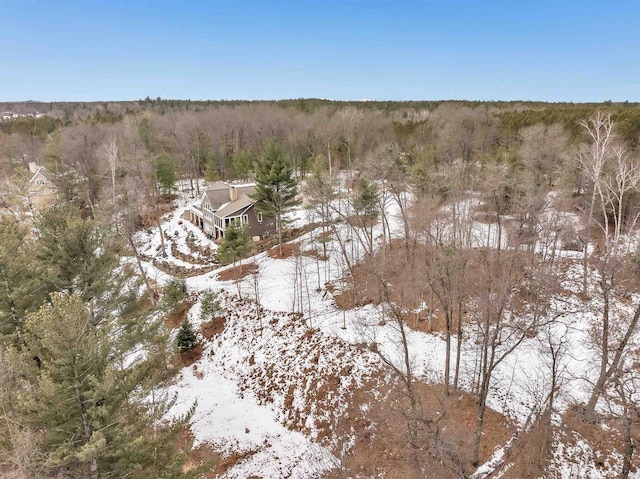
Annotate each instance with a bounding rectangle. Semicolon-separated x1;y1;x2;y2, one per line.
5;293;196;479
251;141;299;255
0;218;47;346
36;204;125;325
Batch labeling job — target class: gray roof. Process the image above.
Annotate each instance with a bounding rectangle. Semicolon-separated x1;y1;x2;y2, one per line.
235;184;255;198
206;181;229;191
29;166;56;185
202;188;230;210
215;193;254;218
202;182;256;211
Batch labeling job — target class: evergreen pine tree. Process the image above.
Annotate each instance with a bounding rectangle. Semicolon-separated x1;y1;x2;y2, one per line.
229;150;254;180
200;289;223;322
5;293;196;479
203;153;219;182
353;178;380;252
163;278;188;311
0;218;47;346
218;222;251;297
35;204;126;325
354;178;380;221
156;153;177;194
176;319;198;353
217;221;251;267
251;140;299;255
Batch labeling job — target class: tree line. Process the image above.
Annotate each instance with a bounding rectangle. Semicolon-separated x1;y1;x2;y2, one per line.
2;100;640;218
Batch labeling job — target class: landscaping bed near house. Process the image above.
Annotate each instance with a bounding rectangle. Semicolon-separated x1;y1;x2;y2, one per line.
171;240;218;266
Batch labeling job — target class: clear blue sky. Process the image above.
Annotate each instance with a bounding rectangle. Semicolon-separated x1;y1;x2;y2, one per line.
1;0;638;102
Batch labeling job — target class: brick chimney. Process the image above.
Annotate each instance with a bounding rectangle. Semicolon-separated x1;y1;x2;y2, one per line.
229;186;238;202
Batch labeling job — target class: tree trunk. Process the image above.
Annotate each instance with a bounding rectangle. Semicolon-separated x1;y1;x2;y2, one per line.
156;216;166;258
277;214;283;257
453;301;463;393
472;345;491;466
583;187;597;296
587;300;640;417
621;408;633;479
444;309;451;397
472;398;487;467
586;283;610;416
128;234;155;303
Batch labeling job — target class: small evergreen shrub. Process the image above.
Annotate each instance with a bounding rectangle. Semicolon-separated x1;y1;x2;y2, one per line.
176;319;198;353
163;279;187;310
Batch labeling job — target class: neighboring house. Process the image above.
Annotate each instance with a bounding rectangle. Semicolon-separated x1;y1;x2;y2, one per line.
1;111;45;121
28;162;58;209
186;181;276;241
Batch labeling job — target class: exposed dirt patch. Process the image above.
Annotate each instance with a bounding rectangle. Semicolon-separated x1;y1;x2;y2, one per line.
500;413;552;479
164;300;196;329
562;406;625;460
120;295;155;321
246;222;323;257
172;343;203;368
136;195;178;229
300;247;324;259
212;450;259;478
201;316;226;340
267;242;300;259
178;427;260;478
400;309;447;333
434;388;515;469
326;376;514;478
179;428;218;475
216;262;259;281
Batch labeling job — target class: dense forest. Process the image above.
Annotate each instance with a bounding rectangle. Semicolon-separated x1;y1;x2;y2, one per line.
2;99;640;478
2;99;640;209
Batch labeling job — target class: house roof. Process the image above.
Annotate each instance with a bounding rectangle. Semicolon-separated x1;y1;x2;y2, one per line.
206;181;229;191
234;184;256;198
215;193;254;218
202;182;256;211
29;166;56;185
202;188;230;210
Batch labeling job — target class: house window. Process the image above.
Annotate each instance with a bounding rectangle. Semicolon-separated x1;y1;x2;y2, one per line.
257;212;263;223
242;214;248;224
36;179;45;186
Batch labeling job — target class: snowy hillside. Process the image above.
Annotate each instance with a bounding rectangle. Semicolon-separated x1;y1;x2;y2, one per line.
125;183;640;479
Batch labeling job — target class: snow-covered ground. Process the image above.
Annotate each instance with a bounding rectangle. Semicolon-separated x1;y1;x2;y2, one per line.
123;182;639;478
